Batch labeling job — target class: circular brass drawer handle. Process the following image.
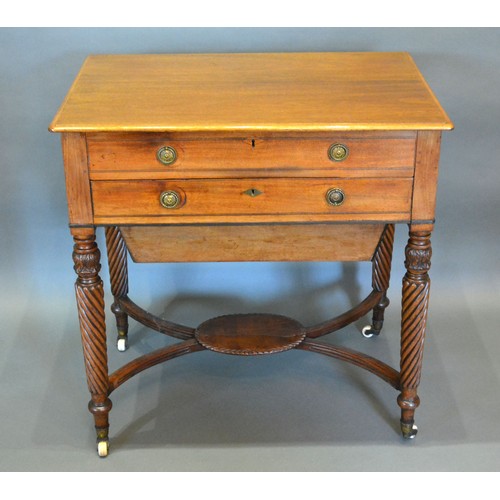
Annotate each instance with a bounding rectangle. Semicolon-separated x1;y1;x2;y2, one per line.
160;190;182;209
328;143;349;162
326;188;345;206
157;146;177;165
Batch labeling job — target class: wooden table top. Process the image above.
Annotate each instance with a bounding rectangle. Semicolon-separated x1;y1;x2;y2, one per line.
49;52;453;133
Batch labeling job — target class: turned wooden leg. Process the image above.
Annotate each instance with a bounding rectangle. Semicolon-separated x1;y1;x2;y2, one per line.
362;224;395;338
398;226;432;439
105;226;129;352
72;227;112;457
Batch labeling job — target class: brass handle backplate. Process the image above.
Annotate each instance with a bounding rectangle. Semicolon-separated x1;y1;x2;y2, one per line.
326;188;345;206
328;143;349;162
157;146;177;166
160;190;182;209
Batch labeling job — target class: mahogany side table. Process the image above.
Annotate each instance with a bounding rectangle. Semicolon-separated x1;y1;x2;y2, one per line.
49;52;453;457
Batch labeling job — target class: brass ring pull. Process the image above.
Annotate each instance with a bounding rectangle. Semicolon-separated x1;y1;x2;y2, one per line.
160;190;182;209
328;143;349;162
157;146;177;166
326;188;345;206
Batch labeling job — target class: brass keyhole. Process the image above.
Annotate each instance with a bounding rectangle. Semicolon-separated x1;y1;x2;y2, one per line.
243;188;263;197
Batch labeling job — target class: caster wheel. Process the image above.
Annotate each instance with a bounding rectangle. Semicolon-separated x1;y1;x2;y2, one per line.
401;423;418;439
97;440;109;457
117;337;128;352
361;325;375;338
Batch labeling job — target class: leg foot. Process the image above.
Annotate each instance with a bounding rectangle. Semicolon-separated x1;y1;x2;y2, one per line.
89;398;112;457
361;295;389;338
112;302;129;351
401;422;418;439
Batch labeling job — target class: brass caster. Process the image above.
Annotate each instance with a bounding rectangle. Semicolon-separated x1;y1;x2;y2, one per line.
117;337;128;352
97;439;109;457
401;423;418;439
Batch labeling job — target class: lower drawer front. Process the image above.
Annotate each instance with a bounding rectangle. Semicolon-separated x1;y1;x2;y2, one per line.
92;178;412;224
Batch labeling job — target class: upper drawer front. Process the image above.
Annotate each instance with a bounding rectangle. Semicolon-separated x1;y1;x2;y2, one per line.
92;177;412;225
87;132;416;179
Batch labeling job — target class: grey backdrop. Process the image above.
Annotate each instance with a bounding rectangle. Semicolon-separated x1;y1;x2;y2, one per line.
1;28;499;471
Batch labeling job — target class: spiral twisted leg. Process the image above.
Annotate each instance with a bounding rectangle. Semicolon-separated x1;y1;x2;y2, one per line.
398;227;432;439
105;226;129;351
362;224;395;338
72;228;112;456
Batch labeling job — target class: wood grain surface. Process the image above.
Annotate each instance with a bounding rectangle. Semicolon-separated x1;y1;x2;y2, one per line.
49;52;453;133
119;223;385;263
195;314;306;355
61;133;93;225
411;131;442;222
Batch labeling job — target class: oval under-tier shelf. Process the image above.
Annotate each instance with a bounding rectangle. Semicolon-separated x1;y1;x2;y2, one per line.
195;313;306;355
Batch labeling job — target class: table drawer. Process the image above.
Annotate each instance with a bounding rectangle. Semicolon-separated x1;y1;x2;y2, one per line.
87;132;416;180
92;178;412;224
